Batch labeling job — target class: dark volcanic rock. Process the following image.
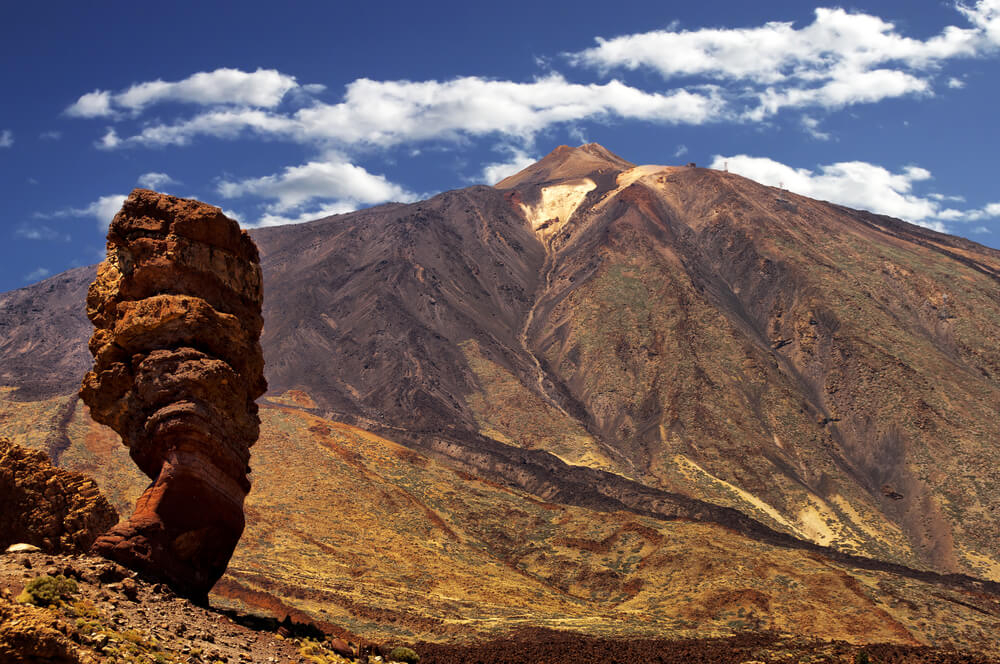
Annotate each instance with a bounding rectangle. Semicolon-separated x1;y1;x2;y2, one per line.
0;437;118;554
80;189;266;600
0;266;95;401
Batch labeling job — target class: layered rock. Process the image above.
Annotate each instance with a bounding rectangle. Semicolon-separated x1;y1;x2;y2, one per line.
80;189;266;600
0;438;118;554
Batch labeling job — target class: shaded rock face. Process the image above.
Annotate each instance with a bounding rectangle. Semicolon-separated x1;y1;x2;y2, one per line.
0;438;118;554
80;189;266;600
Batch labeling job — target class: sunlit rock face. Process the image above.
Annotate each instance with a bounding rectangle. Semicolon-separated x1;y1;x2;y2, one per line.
80;188;266;601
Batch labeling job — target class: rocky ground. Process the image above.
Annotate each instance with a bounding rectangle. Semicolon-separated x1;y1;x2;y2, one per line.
3;549;998;664
0;549;364;664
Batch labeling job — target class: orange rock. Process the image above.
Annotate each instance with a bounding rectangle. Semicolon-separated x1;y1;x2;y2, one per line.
0;438;117;554
80;189;266;601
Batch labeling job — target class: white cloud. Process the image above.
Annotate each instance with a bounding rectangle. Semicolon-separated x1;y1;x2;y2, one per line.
960;201;1000;220
274;74;721;144
79;194;128;230
100;74;725;149
479;147;538;184
65;89;113;117
23;267;51;282
0;129;12;147
710;154;953;228
42;194;128;231
948;76;967;88
218;157;417;226
97;128;120;149
14;223;70;242
748;68;931;120
244;202;360;229
958;0;1000;44
569;5;994;117
567;125;590;144
66;68;301;118
712;154;999;232
674;144;689;158
111;108;297;147
801;116;830;140
39;130;62;140
137;172;179;189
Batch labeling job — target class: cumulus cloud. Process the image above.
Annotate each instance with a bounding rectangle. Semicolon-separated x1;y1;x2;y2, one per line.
709;154;960;229
77;194;128;230
479;147;538;184
96;74;724;149
137;172;179;189
958;0;1000;44
66;68;301;117
65;90;113;118
97;128;121;149
960;201;1000;221
218;157;417;226
0;129;12;147
569;4;996;117
42;194;128;231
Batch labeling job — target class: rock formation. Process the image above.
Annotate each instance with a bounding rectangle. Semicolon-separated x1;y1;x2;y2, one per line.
0;438;118;554
80;189;266;600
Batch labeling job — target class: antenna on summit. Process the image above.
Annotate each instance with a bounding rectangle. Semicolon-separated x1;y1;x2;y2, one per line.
724;160;728;172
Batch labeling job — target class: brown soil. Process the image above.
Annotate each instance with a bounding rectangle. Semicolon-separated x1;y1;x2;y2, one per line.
414;627;1000;664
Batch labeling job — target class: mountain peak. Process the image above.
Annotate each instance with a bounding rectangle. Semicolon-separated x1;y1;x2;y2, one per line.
495;143;635;188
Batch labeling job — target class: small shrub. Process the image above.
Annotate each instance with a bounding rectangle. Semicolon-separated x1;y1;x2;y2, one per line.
68;599;100;619
16;575;78;607
389;645;420;663
855;652;872;664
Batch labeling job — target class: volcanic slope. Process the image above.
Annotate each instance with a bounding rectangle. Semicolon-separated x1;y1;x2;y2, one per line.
4;391;1000;653
3;145;1000;646
251;143;1000;579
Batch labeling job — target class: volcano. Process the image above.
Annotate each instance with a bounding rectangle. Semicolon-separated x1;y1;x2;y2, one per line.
3;144;1000;651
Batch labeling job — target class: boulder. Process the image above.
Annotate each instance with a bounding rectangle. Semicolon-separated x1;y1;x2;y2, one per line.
0;438;117;554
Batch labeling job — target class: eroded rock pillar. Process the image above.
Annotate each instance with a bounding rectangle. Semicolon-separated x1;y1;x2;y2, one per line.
81;189;266;600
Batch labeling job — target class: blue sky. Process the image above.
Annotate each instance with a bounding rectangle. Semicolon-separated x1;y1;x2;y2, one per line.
2;0;999;291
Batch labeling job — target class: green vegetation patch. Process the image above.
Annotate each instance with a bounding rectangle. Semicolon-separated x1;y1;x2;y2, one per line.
16;574;78;607
389;645;421;663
